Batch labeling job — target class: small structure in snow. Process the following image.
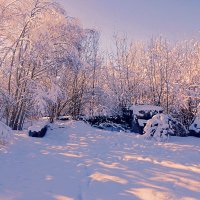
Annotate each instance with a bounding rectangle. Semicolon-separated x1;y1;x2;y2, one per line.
88;115;131;132
129;105;164;134
57;115;72;121
143;114;188;141
28;122;49;138
93;122;126;132
189;118;200;137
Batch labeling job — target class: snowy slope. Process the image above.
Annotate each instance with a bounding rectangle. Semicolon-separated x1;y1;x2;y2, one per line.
0;120;200;200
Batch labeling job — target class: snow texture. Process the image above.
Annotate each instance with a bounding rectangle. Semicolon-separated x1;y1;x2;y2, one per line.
0;120;200;200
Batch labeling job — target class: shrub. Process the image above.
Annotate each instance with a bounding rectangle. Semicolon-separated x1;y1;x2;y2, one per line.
143;114;188;141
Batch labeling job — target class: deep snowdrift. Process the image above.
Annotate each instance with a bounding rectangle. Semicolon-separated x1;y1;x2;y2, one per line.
0;120;200;200
0;121;12;147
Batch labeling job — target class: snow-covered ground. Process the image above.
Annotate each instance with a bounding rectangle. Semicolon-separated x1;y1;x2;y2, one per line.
1;120;200;200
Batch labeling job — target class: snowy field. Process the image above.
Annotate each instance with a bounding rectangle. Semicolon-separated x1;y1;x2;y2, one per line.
1;120;200;200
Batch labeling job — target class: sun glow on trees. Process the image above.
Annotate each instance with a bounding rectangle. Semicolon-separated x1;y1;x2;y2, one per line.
0;0;199;130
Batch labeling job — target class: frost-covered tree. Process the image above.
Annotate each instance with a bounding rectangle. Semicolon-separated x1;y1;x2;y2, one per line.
0;0;200;132
0;0;90;129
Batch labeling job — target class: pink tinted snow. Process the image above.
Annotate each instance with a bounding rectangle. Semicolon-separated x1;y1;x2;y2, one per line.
0;120;200;200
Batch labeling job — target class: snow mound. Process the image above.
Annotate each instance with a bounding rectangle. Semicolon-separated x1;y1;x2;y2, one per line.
143;114;188;141
0;121;12;146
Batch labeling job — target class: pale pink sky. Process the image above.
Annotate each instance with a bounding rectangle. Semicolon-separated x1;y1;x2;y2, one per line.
57;0;200;50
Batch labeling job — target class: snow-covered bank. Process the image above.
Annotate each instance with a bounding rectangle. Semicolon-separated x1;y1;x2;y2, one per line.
0;121;13;148
0;120;200;200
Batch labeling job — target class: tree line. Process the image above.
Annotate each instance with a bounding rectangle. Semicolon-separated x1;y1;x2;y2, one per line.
0;0;199;130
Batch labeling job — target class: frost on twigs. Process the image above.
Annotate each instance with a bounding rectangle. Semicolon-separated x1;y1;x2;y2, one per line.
143;114;188;142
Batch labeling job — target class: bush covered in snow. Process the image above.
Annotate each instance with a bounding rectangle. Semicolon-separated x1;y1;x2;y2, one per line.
189;118;200;137
0;121;12;146
28;121;49;138
130;105;164;134
143;114;188;141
